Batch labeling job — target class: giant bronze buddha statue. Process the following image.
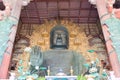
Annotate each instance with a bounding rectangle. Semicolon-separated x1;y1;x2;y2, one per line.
32;25;85;76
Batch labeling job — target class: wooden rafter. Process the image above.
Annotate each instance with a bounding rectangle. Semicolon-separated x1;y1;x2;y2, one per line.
34;0;41;24
20;0;98;24
79;0;82;23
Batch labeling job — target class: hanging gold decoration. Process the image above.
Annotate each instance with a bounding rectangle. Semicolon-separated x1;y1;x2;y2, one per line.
41;30;49;37
74;38;81;45
70;24;77;38
70;31;77;38
37;38;45;45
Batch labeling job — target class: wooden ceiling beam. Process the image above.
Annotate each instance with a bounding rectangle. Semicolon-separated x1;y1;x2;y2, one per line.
46;0;49;20
22;7;96;11
79;0;82;23
88;5;92;23
34;0;69;2
20;16;98;19
21;21;96;24
34;0;41;24
57;0;60;22
68;0;70;21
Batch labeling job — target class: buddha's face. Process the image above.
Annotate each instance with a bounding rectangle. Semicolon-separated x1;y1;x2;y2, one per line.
50;26;68;49
53;30;66;45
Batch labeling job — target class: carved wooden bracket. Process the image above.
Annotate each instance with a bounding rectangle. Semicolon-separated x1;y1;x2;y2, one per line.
106;0;115;14
22;0;30;6
106;0;115;13
106;0;120;19
114;9;120;19
0;1;11;20
88;0;96;5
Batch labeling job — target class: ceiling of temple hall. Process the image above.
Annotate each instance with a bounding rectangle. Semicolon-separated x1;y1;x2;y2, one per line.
20;0;99;24
0;0;99;24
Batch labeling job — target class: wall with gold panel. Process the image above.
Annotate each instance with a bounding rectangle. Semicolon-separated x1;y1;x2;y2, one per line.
11;20;109;76
23;20;107;63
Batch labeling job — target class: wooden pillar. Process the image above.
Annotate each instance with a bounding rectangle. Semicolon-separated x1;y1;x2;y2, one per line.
102;25;120;77
0;0;22;79
96;0;120;77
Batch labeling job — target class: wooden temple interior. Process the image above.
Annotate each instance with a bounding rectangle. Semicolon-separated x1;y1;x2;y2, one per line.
0;0;120;79
10;0;110;76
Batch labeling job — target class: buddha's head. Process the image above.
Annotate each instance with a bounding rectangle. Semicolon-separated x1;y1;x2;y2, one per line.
50;25;69;49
